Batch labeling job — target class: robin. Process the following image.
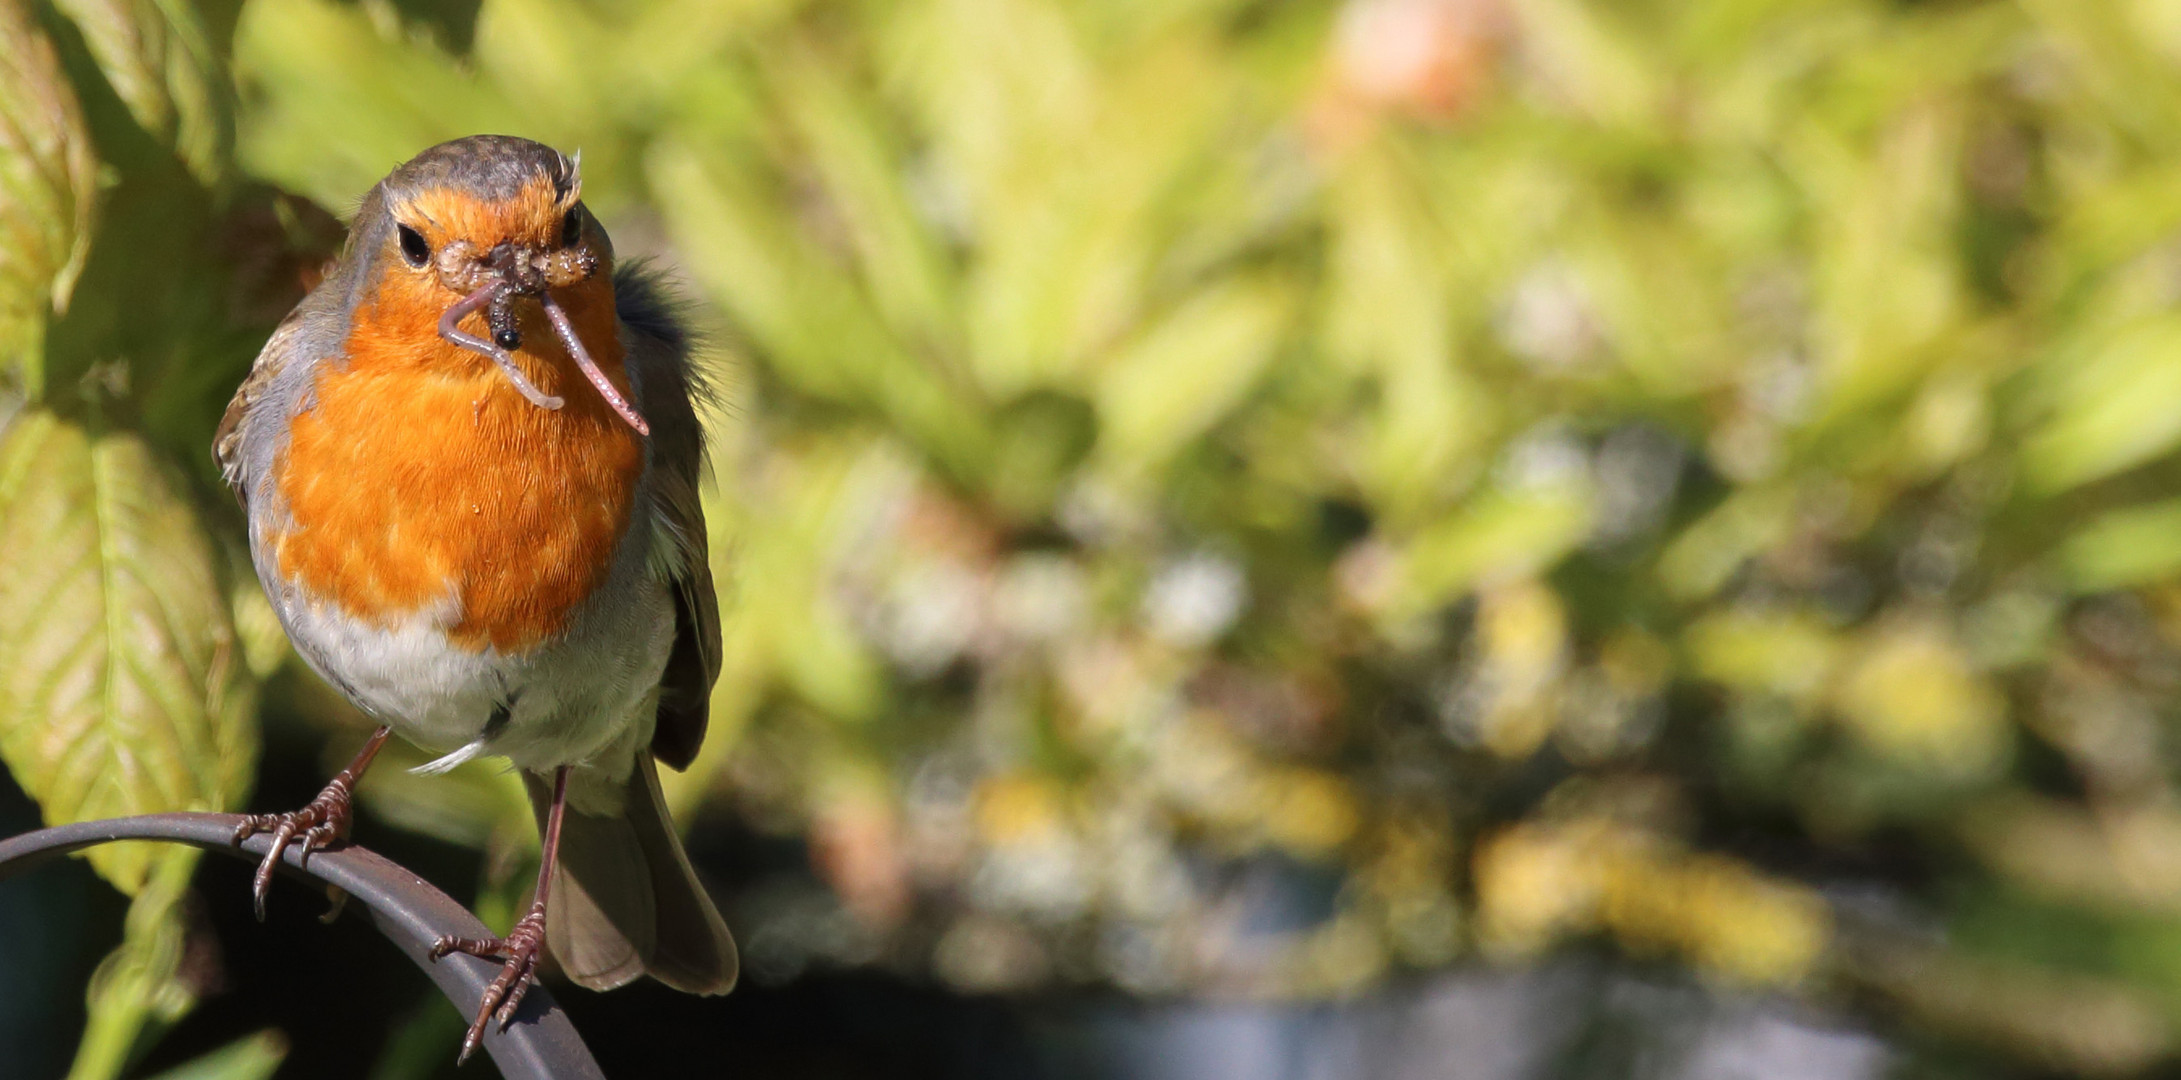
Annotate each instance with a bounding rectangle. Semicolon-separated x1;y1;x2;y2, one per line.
213;134;736;1061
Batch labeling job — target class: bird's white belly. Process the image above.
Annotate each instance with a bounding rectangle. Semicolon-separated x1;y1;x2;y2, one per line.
272;579;675;775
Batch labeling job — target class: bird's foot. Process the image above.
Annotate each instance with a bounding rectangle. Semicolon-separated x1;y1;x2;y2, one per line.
431;903;548;1064
231;779;357;921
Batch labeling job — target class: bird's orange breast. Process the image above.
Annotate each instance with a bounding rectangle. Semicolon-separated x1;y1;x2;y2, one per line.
269;272;642;653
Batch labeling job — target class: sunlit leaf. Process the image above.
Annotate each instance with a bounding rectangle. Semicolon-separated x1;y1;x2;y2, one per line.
647;137;989;476
359;747;532;853
770;43;958;352
2018;0;2181;146
52;0;230;184
0;0;98;398
0;410;257;893
703;437;892;724
1833;619;2006;778
2022;316;2181;492
1321;140;1489;522
471;0;614;137
1512;0;1660;127
1384;482;1595;620
1804;100;1966;424
1094;278;1290;473
2058;498;2181;592
1657;488;1795;603
233;0;528;210
227;572;286;679
1688;609;1841;707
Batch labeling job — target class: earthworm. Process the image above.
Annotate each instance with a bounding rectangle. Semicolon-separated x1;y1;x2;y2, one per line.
438;282;565;411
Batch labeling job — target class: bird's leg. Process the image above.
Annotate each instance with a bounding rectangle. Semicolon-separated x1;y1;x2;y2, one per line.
233;725;392;921
431;764;569;1065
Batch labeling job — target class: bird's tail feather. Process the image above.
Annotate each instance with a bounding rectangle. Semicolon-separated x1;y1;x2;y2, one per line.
523;756;738;994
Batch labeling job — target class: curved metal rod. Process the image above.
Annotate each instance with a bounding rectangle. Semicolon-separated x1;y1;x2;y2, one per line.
0;813;604;1079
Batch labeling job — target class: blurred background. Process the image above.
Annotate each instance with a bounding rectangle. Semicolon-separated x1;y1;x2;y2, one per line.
6;0;2181;1076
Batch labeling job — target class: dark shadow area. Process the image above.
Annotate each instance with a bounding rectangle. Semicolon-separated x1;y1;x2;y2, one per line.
0;766;126;1080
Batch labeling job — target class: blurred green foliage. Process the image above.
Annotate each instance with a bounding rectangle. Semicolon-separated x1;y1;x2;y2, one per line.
15;0;2181;1075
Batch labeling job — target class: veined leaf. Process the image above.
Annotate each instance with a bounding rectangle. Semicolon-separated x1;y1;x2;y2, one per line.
0;410;257;893
0;0;98;398
52;0;230;185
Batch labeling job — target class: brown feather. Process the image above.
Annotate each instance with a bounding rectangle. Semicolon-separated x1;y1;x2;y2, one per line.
214;310;308;497
618;263;721;771
526;758;738;993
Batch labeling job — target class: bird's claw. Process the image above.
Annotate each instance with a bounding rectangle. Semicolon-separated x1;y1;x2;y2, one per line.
231;781;356;921
431;905;548;1065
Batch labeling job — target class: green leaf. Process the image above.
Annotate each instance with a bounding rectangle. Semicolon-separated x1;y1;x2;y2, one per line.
470;0;614;138
0;0;98;398
1321;141;1492;522
2022;317;2181;493
701;438;889;725
233;0;529;210
1689;609;1842;706
67;847;201;1080
1516;0;1665;127
647;137;989;477
1658;488;1796;603
1094;278;1290;473
770;43;958;353
1385;483;1597;621
1803;101;1967;425
2018;0;2181;147
356;739;530;852
139;1030;286;1080
0;409;257;893
2058;498;2181;593
51;0;230;185
228;570;286;679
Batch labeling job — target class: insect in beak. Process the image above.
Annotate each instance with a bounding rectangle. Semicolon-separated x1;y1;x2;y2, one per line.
440;282;562;411
437;278;651;437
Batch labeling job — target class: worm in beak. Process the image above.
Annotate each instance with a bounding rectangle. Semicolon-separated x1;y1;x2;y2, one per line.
542;290;649;436
438;282;564;411
436;281;651;436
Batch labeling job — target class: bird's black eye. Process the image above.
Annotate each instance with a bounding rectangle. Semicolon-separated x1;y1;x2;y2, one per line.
560;208;583;248
397;224;430;268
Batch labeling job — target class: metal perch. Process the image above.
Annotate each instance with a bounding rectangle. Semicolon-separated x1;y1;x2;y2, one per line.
0;812;604;1080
